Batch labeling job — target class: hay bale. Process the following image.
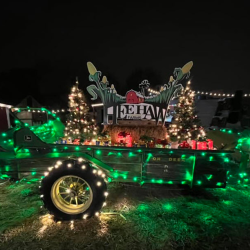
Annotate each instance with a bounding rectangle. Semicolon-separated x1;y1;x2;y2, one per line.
103;125;167;144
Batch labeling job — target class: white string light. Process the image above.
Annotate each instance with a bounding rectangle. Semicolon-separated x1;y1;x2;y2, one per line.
148;88;250;97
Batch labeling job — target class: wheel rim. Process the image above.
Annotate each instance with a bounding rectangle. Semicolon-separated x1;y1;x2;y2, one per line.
51;175;93;215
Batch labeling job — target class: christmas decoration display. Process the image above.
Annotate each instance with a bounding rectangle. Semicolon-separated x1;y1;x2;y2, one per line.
64;77;98;143
86;61;193;125
86;61;193;145
31;119;65;144
168;80;206;145
117;131;132;147
179;141;191;149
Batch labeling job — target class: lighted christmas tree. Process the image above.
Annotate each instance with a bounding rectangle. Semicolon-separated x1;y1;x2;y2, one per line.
64;77;98;143
168;80;206;143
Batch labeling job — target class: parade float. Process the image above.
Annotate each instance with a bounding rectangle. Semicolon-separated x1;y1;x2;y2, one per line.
0;61;248;222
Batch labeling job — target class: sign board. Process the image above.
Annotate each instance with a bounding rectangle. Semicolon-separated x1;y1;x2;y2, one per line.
86;61;193;125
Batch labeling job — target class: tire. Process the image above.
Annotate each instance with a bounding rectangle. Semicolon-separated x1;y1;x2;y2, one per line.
40;159;107;221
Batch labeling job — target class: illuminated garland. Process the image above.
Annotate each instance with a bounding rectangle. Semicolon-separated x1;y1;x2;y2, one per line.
0;107;65;147
148;88;250;97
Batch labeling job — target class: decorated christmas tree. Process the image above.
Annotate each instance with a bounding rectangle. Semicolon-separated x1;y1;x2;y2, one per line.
64;77;98;143
168;80;206;143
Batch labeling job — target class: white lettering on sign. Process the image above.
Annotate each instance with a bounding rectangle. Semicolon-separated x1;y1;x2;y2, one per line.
107;103;169;122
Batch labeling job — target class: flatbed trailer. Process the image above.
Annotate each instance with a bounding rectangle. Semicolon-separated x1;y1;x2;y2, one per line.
0;127;234;221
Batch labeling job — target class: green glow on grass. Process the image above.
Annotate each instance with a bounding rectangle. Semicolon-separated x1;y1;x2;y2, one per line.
163;203;173;211
137;149;142;152
31;172;36;176
123;175;127;180
129;152;133;157
223;200;233;205
114;173;119;178
197;180;202;185
53;148;57;152
133;177;138;182
151;179;155;183
224;158;230;162
168;181;173;184
64;147;68;150
201;152;206;156
209;156;213;161
221;153;225;156
75;147;80;151
137;204;149;211
108;177;112;182
117;152;122;156
2;133;7;137
181;181;186;184
216;182;223;186
87;147;91;150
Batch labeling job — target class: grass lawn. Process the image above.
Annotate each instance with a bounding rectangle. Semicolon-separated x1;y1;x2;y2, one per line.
1;180;250;250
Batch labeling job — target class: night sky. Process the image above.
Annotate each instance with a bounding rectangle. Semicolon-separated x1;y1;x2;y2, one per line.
0;0;250;106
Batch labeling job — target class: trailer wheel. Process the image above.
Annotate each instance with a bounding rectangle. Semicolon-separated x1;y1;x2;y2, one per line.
40;160;107;221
